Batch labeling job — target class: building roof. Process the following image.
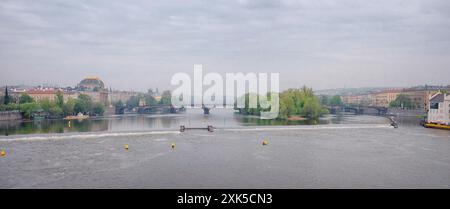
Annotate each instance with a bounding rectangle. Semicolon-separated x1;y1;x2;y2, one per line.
78;77;105;90
430;92;450;101
26;90;58;94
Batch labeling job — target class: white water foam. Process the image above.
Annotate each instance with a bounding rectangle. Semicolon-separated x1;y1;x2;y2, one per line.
0;131;180;142
217;124;392;132
0;124;393;142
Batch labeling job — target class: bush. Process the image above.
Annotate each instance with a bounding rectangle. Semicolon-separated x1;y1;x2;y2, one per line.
0;103;20;111
74;94;93;114
238;86;328;120
63;98;76;116
92;103;105;116
49;106;63;117
390;94;415;109
159;90;172;105
328;95;343;106
126;95;140;108
19;93;34;104
19;103;41;118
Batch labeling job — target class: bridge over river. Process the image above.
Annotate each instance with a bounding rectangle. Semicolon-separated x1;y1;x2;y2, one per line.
326;105;389;115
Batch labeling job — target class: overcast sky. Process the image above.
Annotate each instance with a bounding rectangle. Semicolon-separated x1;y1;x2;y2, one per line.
1;0;449;91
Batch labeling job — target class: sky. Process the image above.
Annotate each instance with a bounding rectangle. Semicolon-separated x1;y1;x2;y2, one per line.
1;0;450;92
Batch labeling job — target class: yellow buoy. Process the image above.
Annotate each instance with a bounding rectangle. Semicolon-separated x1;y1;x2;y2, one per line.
1;148;5;157
262;140;268;146
124;144;129;150
171;143;176;149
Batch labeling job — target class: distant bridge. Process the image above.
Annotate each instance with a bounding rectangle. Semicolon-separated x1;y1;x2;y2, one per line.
326;105;388;115
115;105;185;114
118;104;215;115
137;105;185;114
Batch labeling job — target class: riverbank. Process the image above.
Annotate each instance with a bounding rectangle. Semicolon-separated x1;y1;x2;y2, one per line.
0;111;22;121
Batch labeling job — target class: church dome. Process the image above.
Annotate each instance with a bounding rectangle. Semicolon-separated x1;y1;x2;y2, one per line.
78;77;105;91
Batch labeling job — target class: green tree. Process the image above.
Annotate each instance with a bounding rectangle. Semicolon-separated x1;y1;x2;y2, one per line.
237;93;261;115
126;95;140;108
3;86;11;105
74;100;86;114
20;102;40;118
279;94;295;118
63;98;76;116
49;106;63;117
113;100;124;114
319;95;329;106
302;97;323;119
390;94;415;109
74;94;93;114
19;93;34;104
159;90;172;105
39;98;53;112
113;100;124;108
55;91;64;108
145;94;158;106
92;103;105;116
236;92;274;116
300;86;314;97
0;103;19;111
328;95;343;106
38;98;64;117
236;87;328;120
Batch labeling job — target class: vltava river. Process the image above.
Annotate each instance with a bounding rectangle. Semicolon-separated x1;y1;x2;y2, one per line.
0;109;449;188
0;108;389;136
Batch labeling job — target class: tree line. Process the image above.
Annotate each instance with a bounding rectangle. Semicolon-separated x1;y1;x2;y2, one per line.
113;90;172;110
237;86;332;120
388;94;416;109
1;90;105;119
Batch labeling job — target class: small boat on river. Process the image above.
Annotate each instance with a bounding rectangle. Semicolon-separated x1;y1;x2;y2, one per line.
64;113;89;120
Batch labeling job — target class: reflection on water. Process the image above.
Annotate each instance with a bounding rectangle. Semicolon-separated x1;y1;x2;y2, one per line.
236;113;391;126
0;119;109;136
0;108;392;136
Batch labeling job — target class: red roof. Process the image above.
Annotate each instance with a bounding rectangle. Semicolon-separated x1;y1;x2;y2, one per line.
26;90;58;94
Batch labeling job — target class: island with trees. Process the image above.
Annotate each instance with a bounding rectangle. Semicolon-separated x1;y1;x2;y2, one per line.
236;86;330;122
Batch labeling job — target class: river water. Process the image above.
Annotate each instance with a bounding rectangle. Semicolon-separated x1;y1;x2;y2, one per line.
0;109;449;188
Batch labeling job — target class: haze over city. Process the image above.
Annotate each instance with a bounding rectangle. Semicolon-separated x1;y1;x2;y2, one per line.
1;0;450;91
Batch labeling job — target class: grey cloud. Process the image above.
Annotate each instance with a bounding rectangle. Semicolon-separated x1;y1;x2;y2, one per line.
0;0;449;91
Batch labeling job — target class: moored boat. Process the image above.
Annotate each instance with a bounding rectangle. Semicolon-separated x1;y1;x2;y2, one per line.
423;122;450;130
64;113;89;120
